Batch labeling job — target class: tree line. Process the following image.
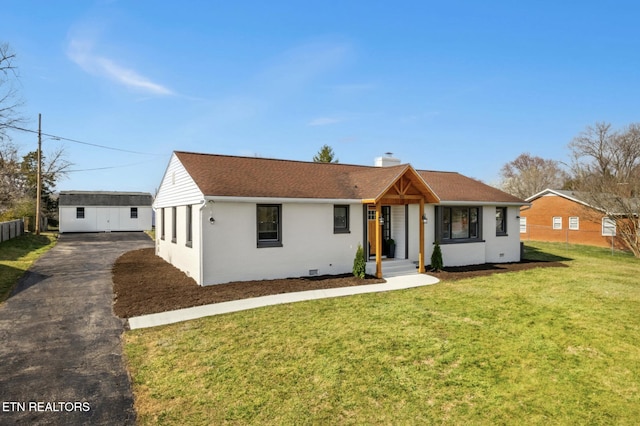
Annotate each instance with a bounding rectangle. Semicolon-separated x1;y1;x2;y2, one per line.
499;122;640;257
1;43;69;223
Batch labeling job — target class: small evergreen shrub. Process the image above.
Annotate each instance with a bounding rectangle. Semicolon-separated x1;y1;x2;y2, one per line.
353;243;366;279
430;242;444;271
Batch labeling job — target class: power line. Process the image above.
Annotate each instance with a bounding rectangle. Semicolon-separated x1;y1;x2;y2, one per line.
6;124;165;156
66;161;150;173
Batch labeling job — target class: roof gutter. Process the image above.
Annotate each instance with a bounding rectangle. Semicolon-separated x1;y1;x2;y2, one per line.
204;196;363;204
437;201;530;207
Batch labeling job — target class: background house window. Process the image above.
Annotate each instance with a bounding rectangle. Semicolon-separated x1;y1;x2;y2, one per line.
76;207;85;219
496;207;507;236
437;206;481;243
257;204;282;247
186;205;193;247
569;216;579;230
520;217;527;234
602;217;616;236
130;207;138;219
553;217;562;230
334;205;350;233
171;206;177;243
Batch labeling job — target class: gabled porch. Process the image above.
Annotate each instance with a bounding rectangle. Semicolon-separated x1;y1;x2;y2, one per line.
361;165;440;278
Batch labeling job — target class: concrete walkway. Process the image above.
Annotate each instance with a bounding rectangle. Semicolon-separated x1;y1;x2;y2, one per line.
128;273;439;330
0;232;153;426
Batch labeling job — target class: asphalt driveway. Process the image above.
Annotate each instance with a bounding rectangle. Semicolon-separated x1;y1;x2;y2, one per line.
0;232;153;425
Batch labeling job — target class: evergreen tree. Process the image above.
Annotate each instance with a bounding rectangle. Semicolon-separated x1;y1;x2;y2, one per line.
313;145;338;163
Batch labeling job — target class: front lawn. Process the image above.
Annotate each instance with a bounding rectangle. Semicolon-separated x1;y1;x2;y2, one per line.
0;232;57;302
124;242;640;424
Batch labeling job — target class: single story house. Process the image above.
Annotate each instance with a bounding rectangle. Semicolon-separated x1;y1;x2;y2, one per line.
520;188;626;249
153;151;526;285
59;191;153;233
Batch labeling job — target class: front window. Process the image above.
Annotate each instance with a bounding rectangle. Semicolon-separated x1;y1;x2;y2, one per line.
334;205;350;233
257;204;282;247
160;209;165;240
186;205;193;247
171;206;177;243
437;206;481;243
496;207;507;236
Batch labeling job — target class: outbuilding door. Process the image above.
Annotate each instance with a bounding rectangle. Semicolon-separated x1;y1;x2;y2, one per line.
97;208;120;232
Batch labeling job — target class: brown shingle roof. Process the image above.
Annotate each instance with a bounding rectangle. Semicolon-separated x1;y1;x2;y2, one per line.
418;170;525;204
174;151;525;204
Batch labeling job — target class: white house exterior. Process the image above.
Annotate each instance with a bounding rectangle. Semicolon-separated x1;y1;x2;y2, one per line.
154;151;526;286
59;191;153;233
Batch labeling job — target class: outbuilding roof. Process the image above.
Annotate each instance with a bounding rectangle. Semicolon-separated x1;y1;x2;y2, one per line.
59;191;153;207
173;151;525;205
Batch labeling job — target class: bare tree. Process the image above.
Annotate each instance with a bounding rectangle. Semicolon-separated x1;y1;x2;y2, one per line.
499;153;568;199
569;122;640;257
0;139;21;218
0;43;24;141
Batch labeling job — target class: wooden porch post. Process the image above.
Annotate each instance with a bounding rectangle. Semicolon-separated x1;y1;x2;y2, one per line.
376;203;383;278
418;197;425;273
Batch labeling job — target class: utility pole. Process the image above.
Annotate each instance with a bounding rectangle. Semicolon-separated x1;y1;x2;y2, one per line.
35;113;42;235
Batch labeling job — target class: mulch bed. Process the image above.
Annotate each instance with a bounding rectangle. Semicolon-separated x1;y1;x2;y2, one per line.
112;248;567;318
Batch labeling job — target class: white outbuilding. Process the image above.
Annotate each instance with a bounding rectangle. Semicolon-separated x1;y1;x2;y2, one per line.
59;191;153;233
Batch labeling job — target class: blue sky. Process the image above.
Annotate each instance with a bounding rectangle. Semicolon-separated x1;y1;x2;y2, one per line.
4;0;640;194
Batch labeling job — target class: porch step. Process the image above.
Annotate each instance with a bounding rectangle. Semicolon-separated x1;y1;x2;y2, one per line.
366;259;418;278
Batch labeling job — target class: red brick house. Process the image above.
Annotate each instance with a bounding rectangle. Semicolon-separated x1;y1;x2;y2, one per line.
520;189;625;249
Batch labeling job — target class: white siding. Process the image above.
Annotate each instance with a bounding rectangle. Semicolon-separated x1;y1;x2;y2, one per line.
483;206;521;263
408;204;521;268
407;204;437;264
390;205;406;259
200;201;363;285
59;206;152;233
155;204;202;282
154;154;203;209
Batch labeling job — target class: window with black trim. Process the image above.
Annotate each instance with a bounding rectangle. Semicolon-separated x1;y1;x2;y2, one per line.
160;208;165;240
171;206;177;243
257;204;282;247
186;205;193;247
334;205;350;233
130;207;138;219
76;207;85;219
496;207;507;236
436;206;482;243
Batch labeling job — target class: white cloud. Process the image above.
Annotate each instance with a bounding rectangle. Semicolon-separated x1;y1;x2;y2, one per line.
67;37;174;96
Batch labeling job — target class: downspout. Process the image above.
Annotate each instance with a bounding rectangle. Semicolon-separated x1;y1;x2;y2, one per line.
198;199;207;286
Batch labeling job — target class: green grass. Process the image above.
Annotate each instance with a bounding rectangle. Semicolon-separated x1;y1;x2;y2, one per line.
124;242;640;425
0;232;57;302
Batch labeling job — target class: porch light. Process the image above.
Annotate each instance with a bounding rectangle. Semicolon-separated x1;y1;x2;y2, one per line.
422;214;428;224
379;216;384;225
209;216;215;224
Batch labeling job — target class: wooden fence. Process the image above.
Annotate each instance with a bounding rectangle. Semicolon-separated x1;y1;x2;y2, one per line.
0;219;25;243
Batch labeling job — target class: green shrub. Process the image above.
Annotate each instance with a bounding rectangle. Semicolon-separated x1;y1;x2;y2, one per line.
430;242;443;271
353;244;366;278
